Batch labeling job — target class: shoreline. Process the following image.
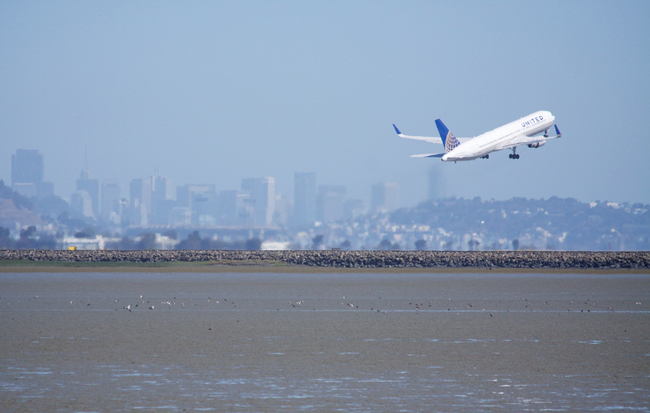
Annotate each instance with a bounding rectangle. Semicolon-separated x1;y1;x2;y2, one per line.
1;260;649;274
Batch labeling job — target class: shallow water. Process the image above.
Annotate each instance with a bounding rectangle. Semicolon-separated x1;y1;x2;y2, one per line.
1;272;649;412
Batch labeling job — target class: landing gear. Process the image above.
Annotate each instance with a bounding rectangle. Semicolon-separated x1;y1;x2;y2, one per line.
509;148;520;159
481;154;489;159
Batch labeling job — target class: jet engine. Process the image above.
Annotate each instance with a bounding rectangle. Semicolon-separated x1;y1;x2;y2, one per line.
527;141;546;149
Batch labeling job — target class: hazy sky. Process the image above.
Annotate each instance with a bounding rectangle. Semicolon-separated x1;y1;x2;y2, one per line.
1;1;649;207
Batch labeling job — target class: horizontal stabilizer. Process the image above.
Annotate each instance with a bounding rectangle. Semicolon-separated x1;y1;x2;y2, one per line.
411;153;445;158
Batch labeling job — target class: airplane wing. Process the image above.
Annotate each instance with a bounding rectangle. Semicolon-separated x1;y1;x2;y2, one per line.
410;153;445;158
393;124;473;144
393;124;442;143
512;125;563;148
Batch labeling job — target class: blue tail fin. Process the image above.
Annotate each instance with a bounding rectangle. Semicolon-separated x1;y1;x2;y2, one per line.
435;119;461;153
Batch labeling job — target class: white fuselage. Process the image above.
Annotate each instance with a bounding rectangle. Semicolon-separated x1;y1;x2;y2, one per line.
441;111;555;162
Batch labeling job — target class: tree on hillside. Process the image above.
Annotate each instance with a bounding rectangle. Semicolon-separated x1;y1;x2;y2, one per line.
137;233;159;250
415;239;427;251
0;226;14;248
177;231;202;250
468;239;480;251
245;237;262;250
377;239;392;250
74;227;96;239
311;235;324;249
512;239;520;251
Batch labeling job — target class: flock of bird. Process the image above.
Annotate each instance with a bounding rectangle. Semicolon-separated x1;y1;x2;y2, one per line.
0;294;626;314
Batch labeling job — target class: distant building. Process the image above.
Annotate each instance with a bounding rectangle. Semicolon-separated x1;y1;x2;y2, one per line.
101;180;121;222
274;192;292;227
371;182;398;214
151;175;173;225
118;198;130;225
12;183;38;198
12;149;43;187
241;177;275;226
217;190;252;226
191;190;218;225
37;181;54;199
217;190;237;225
169;207;191;226
129;178;153;226
153;175;172;201
77;169;99;218
11;149;53;198
427;167;442;200
176;184;217;225
317;185;346;223
293;172;317;227
70;190;94;218
343;199;365;220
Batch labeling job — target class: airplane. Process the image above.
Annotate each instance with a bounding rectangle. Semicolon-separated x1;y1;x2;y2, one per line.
393;111;561;162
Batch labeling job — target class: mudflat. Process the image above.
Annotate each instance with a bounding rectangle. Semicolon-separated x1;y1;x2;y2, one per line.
1;271;648;412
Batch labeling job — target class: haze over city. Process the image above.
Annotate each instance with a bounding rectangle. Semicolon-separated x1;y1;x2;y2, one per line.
1;1;649;207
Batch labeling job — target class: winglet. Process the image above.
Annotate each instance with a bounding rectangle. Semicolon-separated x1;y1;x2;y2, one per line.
555;125;561;138
393;124;401;135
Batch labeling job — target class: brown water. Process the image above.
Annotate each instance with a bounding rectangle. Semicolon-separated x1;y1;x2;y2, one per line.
1;272;649;412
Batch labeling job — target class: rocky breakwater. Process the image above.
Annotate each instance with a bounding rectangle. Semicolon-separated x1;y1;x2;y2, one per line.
1;249;649;269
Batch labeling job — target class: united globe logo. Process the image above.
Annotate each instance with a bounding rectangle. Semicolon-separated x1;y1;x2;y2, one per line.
445;132;461;153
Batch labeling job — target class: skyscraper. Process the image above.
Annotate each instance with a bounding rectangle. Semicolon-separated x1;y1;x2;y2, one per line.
241;177;276;226
217;190;251;226
11;149;53;198
101;180;121;222
129;177;153;226
70;190;94;218
427;167;443;200
317;185;346;223
153;175;172;202
11;149;43;187
151;175;173;225
293;172;317;226
371;182;398;214
77;167;99;218
176;184;217;225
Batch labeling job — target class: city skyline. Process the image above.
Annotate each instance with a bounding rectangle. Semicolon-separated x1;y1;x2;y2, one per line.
2;2;649;206
7;148;404;228
2;147;647;251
